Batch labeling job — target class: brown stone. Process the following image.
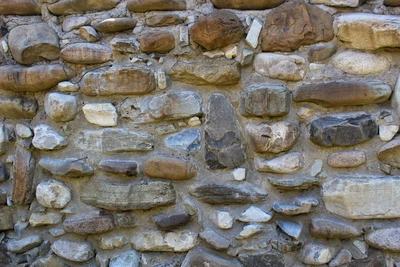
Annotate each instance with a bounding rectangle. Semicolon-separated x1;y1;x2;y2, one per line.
327;150;366;168
261;2;334;52
384;0;400;5
80;66;155;96
48;0;121;15
144;156;196;180
63;214;115;234
0;97;37;119
94;18;137;32
99;160;138;176
12;147;35;205
61;43;112;64
138;32;175;54
310;218;362;239
378;137;400;168
0;65;76;92
293;81;392;108
308;43;337;62
190;10;244;50
211;0;285;9
146;14;183;27
127;0;186;12
0;206;13;231
0;0;40;15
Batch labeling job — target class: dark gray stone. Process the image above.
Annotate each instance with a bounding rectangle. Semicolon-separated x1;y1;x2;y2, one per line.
0;160;8;181
308;43;337;62
199;229;230;250
0;244;11;264
271;239;302;253
154;257;182;267
309;113;377;147
267;177;320;190
182;248;242;267
0;97;37;119
63;214;115;235
99;160;138;176
310;218;361;239
154;211;191;230
7;235;43;253
238;250;285;267
348;248;385;267
204;94;246;170
165;128;201;151
39;157;94;177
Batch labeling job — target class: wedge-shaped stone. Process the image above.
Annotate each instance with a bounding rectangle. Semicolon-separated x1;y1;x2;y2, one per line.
94;18;136;32
99;160;138;176
61;43;112;64
127;0;186;12
204;94;245;170
378;137;400;168
0;65;76;92
240;84;290;117
63;214;115;234
255;152;304;174
144;156;196;180
335;14;400;50
48;0;121;15
309;113;377;147
81;181;176;210
119;91;202;124
0;0;40;15
182;248;242;267
211;0;284;9
81;66;155;96
273;197;318;215
102;128;154;153
51;239;94;262
310;218;361;239
190;183;267;204
12;147;35;204
39;157;94;177
323;177;400;219
133;229;196;252
168;59;240;86
366;228;400;252
0;97;37;119
294;81;392;107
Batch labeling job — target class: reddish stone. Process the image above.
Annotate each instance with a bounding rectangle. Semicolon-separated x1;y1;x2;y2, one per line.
63;214;115;235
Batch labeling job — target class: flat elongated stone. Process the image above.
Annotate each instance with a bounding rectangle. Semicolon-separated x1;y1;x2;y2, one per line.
182;248;242;267
190;183;267;204
366;228;400;252
323;177;400;219
36;179;72;209
0;97;37;119
133;229;196;252
127;0;186;12
12;147;35;204
204;94;246;170
190;10;244;51
268;176;320;190
328;150;366;168
39;157;94;177
63;16;90;32
9;23;60;65
45;93;78;122
144;156;196;180
311;0;365;6
384;0;400;5
334;14;400;50
51;239;94;262
138;32;175;54
81;181;176;210
99;160;138;176
119;91;202;124
310;113;377;147
102;128;154;153
168;59;240;86
61;43;112;64
63;214;115;234
246;121;299;153
239;85;290;117
154;211;191;230
378;138;400;167
81;66;155;96
0;206;14;231
146;14;183;27
94;18;136;32
211;0;284;9
49;0;121;15
333;51;390;75
238;250;285;267
310;218;361;239
7;235;43;253
294;81;391;107
273;197;318;215
255;152;304;174
0;0;40;15
261;2;334;52
0;65;76;92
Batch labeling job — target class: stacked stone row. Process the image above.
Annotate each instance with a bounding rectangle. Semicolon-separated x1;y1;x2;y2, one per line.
0;0;399;266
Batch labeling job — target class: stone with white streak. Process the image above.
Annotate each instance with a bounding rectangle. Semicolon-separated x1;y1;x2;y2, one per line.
332;51;389;75
33;125;67;150
379;125;398;141
246;18;263;49
254;53;306;81
45;93;78;122
83;103;118;127
217;211;233;229
132;230;197;252
255;152;304;174
237;206;272;222
36;179;72;209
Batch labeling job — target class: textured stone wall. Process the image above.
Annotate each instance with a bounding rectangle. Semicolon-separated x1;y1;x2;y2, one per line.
0;0;400;266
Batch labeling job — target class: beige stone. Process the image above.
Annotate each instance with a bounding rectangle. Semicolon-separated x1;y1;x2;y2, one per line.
48;0;121;15
332;51;389;75
327;150;366;168
144;156;196;180
0;0;40;15
255;152;304;174
82;103;118;127
61;43;112;64
127;0;186;12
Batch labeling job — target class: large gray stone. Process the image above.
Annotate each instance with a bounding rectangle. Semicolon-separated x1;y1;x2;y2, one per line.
310;218;361;239
0;97;37;119
32;125;67;150
366;228;400;252
204;94;246;170
61;43;112;64
127;0;186;12
39;157;94;177
51;239;94;262
168;60;241;86
323;177;400;219
238;250;285;267
0;0;40;15
63;214;115;234
36;179;72;209
309;113;377;147
7;235;43;253
182;248;242;267
110;251;140;267
48;0;121;15
45;93;78;122
9;23;60;65
211;0;284;9
12;147;35;204
81;181;176;210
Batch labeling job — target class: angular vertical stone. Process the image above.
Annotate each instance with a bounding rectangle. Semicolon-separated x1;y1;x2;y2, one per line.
204;94;246;170
0;0;41;15
127;0;186;12
48;0;121;15
12;147;35;204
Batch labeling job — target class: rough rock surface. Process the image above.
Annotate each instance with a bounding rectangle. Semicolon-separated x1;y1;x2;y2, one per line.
63;214;115;234
61;43;113;64
48;0;121;15
110;251;140;267
29;211;63;227
255;152;304;174
238;250;285;267
7;235;43;253
12;147;35;204
154;211;191;230
165;129;201;152
127;0;186;12
146;14;183;27
211;0;285;9
39;157;94;177
308;43;337;62
366;228;400;252
332;51;390;75
51;239;94;262
99;160;138;176
82;103;118;127
327;150;366;168
32;125;67;150
45;93;78;122
0;97;37;119
378;138;400;168
182;248;242;267
301;242;336;265
0;0;41;15
0;206;14;231
144;156;196;180
138;32;175;53
199;229;230;250
36;179;72;209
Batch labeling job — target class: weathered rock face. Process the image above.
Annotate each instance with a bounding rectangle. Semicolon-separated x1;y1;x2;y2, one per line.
211;0;284;9
327;150;366;168
0;206;14;231
261;2;334;52
32;125;67;151
138;32;175;54
82;103;118;127
144;156;196;180
63;214;115;234
29;211;63;227
168;59;241;86
99;160;138;176
45;93;78;122
51;239;94;262
0;97;37;119
146;14;183;27
63;16;90;32
80;66;155;96
377;138;400;168
110;251;140;266
36;179;72;209
204;94;246;170
102;128;154;153
0;0;40;15
293;81;392;107
300;242;336;265
12;147;35;205
384;0;400;5
165;129;201;152
255;152;304;174
154;211;191;230
133;229;197;252
48;0;121;15
127;0;186;12
310;218;361;239
238;250;285;267
309;113;377;147
246;121;299;153
9;23;60;64
182;248;242;267
366;228;400;252
0;65;76;92
308;43;337;62
61;43;113;64
199;229;230;250
80;26;100;42
190;11;244;51
39;157;94;177
273;197;318;216
323;177;400;219
7;235;43;253
332;51;390;75
81;181;176;210
334;14;400;50
94;18;136;32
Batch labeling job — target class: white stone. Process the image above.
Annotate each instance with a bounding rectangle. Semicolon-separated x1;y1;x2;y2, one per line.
353;239;368;254
237;224;263;239
332;51;390;75
83;103;118;127
188;116;201;126
246;18;263;49
309;63;325;72
223;45;237;59
203;50;224;58
255;152;304;174
310;159;323;177
232;168;246;181
379;125;399;141
132;230;197;252
311;0;363;7
16;124;32;138
36;179;72;209
179;26;189;47
58;81;80;92
0;123;7;155
45;92;78;122
99;236;128;250
1;40;8;53
217;211;233;229
254;53;307;81
29;211;63;227
156;69;167;89
32;125;67;150
237;206;272;223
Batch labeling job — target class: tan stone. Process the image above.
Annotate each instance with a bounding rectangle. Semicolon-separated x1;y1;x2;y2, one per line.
378;137;400;168
211;0;284;9
127;0;186;12
79;26;100;42
94;18;137;32
144;156;196;180
327;150;366;168
48;0;121;15
332;51;390;75
146;14;183;27
138;32;175;54
0;0;40;15
61;43;112;64
0;206;13;231
0;97;37;119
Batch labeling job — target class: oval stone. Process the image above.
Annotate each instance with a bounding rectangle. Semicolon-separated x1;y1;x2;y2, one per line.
94;18;136;32
61;43;112;64
332;51;390;75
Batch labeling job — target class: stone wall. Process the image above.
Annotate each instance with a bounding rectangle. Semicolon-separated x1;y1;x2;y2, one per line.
0;0;400;266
